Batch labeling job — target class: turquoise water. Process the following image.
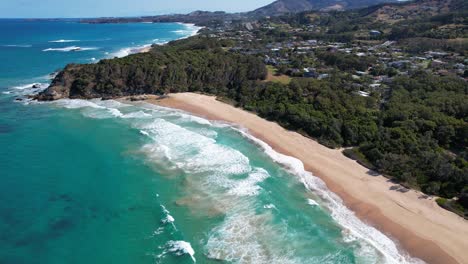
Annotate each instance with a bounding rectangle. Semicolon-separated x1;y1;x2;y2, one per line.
0;20;419;264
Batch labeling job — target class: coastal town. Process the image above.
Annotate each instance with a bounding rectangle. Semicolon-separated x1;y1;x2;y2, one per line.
200;13;467;100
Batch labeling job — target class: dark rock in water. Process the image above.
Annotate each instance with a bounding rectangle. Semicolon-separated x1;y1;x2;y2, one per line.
32;84;41;89
0;125;12;134
15;98;23;101
49;217;75;232
129;95;149;101
34;67;73;101
49;71;59;80
34;85;69;101
59;194;73;202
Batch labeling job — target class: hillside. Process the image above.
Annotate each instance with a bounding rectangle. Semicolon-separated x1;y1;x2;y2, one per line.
364;0;468;23
251;0;398;16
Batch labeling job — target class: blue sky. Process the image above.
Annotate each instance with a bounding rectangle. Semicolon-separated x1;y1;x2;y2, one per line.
0;0;275;18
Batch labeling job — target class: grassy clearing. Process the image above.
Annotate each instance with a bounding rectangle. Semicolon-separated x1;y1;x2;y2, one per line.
265;65;292;84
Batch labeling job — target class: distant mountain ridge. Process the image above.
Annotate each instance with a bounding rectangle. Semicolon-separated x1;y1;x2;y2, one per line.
251;0;400;15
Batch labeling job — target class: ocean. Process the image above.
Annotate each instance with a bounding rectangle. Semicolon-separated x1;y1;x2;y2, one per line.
0;19;419;264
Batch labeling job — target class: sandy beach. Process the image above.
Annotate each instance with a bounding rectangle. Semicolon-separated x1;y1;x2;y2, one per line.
144;92;468;264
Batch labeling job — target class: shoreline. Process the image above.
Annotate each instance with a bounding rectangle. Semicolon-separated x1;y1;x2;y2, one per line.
143;93;468;264
115;22;202;57
139;23;202;54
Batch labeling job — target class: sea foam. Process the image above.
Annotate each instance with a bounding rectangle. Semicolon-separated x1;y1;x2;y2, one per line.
12;83;47;90
166;240;196;262
48;39;79;43
111;44;151;58
172;23;202;39
2;44;32;48
43;46;98;52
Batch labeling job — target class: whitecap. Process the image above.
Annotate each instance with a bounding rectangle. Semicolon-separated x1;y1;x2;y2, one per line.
7;83;48;96
110;44;151;58
160;205;176;226
138;119;250;177
48;39;80;43
226;168;269;196
122;111;152;119
43;46;98;52
12;83;47;90
153;227;164;235
178;113;211;125
162;214;175;224
107;108;123;117
263;203;276;209
172;23;202;39
206;210;300;264
2;44;32;48
165;240;196;262
96;99;131;108
54;99;105;109
307;198;319;207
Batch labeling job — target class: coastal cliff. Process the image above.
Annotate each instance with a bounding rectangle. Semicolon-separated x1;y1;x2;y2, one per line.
35;37;267;101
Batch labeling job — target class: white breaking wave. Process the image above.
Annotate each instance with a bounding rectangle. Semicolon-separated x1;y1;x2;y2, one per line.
263;203;276;209
48;39;80;43
12;83;48;90
172;23;203;39
54;99;106;109
162;214;175;224
165;240;196;262
7;83;48;97
122;111;152;119
139;118;251;176
227;168;269;196
52;99;154;120
160;205;176;229
206;210;301;264
108;23;200;59
307;198;319;207
43;46;99;52
2;44;32;48
111;44;151;58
